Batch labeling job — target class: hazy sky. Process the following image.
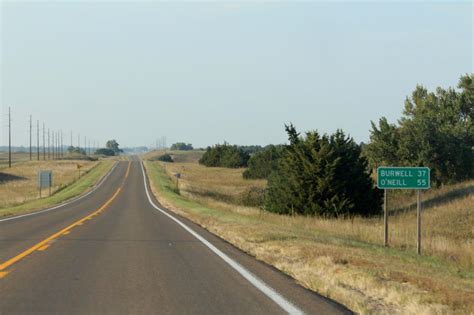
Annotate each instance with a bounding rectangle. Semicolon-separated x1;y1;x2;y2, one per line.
1;1;472;148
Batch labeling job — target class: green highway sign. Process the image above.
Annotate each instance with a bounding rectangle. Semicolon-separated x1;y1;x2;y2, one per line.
377;167;430;189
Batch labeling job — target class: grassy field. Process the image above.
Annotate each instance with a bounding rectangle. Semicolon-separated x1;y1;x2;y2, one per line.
0;158;115;217
143;150;473;314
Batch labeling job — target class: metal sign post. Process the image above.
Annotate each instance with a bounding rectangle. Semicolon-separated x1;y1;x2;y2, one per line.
38;170;53;198
175;173;181;191
384;189;388;247
377;167;430;254
417;190;422;254
77;164;83;179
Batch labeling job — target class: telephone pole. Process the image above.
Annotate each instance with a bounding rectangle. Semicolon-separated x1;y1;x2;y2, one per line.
43;123;46;160
48;128;50;160
29;115;32;160
36;120;40;161
53;131;56;160
8;107;11;168
61;130;63;158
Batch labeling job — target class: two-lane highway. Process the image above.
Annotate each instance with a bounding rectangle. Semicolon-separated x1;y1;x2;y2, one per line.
0;158;351;314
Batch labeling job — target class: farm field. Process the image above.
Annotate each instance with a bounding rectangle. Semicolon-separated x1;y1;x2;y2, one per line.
144;150;474;314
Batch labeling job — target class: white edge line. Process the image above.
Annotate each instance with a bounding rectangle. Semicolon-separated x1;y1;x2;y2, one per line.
0;161;119;223
140;161;304;315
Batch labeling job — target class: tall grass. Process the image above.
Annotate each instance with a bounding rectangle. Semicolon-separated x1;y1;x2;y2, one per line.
0;160;98;208
156;160;473;269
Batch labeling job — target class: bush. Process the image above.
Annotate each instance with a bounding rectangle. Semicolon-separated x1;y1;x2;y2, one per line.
67;146;86;155
156;154;174;162
265;124;383;217
240;186;266;207
170;142;193;151
199;143;250;168
243;145;284;179
95;148;116;156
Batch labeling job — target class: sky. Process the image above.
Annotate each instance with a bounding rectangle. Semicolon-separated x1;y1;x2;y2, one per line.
1;1;472;149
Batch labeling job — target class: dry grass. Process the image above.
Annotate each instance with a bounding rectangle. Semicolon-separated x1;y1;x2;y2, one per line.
144;149;204;164
144;156;474;314
155;159;473;269
0;159;97;209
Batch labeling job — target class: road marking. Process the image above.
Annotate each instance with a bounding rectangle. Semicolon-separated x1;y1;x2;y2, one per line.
0;161;131;279
37;245;50;251
0;186;123;275
140;162;304;315
0;161;119;223
125;162;131;179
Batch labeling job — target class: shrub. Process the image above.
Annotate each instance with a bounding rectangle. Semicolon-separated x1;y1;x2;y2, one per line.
199;143;250;168
155;154;174;162
240;186;266;207
243;145;284;179
170;142;193;151
95;148;116;156
265;124;383;217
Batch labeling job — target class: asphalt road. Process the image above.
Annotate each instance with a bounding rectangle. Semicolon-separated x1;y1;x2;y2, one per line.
0;158;351;315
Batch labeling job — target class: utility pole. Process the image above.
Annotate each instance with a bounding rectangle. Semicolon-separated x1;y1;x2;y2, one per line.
61;130;64;158
54;131;57;160
8;107;11;168
56;130;59;159
48;128;50;160
52;131;55;160
29;115;32;160
78;134;80;152
61;131;63;158
84;136;87;156
37;120;40;161
43;123;46;160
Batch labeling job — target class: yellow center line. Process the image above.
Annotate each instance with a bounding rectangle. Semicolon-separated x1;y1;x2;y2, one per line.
37;245;50;251
124;161;131;179
0;161;131;275
0;186;122;272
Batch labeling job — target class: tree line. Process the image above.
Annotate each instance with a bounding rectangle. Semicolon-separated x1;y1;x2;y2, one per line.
196;74;473;217
364;74;473;185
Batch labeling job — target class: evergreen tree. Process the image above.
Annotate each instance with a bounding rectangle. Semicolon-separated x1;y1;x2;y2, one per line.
199;143;250;168
364;74;474;185
243;145;284;179
266;125;382;217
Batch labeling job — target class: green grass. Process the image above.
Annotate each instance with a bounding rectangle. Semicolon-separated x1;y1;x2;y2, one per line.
144;160;474;314
0;160;115;218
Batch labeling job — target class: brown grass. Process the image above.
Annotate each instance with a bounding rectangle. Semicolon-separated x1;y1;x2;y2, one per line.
144;155;474;314
155;159;473;269
0;159;97;208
